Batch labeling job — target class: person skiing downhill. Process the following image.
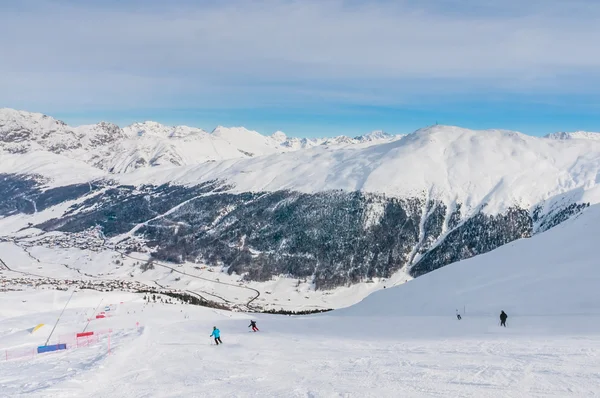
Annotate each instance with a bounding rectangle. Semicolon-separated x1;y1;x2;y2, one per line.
210;326;222;345
249;320;259;332
456;310;461;320
500;310;508;327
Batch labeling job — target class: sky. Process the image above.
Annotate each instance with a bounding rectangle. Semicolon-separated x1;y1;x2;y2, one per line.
1;0;600;137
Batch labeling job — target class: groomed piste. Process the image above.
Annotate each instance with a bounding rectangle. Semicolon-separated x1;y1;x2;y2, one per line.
2;205;600;397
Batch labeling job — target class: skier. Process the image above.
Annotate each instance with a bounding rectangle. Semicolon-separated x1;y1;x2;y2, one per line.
500;310;508;327
456;309;461;320
210;326;222;345
249;320;259;332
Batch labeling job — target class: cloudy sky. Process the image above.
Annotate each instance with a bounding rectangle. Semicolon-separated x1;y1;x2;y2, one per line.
2;0;600;136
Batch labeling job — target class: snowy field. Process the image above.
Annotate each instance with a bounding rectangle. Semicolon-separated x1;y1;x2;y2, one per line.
2;204;600;397
0;236;404;312
2;290;600;397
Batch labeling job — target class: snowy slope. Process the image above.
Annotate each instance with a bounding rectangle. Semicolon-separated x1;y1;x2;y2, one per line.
3;205;600;396
339;203;600;317
0;152;106;186
122;125;600;214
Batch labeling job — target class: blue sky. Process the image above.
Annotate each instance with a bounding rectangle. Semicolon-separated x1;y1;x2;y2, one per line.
2;0;600;137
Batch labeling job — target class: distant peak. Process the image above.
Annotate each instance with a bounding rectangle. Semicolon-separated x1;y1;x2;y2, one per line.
129;121;165;128
0;107;60;122
271;131;287;142
211;126;256;136
545;131;600;141
96;121;120;128
354;130;391;142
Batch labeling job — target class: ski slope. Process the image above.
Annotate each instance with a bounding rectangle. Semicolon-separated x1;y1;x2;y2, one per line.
340;203;600;317
2;205;600;397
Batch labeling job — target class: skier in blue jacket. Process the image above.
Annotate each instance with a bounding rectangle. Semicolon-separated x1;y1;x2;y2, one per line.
210;326;222;345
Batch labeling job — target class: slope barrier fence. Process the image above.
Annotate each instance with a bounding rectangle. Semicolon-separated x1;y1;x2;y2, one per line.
2;323;142;362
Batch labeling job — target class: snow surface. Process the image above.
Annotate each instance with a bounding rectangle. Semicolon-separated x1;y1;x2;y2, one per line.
0;152;106;186
340;203;600;317
2;205;600;397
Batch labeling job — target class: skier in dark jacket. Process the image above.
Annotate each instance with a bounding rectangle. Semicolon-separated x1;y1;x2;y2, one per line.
500;310;508;327
456;309;461;320
249;320;259;332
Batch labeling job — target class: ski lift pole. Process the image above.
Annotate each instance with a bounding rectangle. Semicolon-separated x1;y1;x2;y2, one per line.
45;289;76;346
83;298;103;333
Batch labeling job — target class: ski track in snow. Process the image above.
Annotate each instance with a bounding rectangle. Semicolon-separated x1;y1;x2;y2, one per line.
3;205;600;396
89;330;600;398
3;296;600;398
2;120;600;396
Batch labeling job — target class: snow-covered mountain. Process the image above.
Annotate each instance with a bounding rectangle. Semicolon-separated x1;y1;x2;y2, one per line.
1;108;599;291
122;125;600;215
341;202;600;317
3;203;600;396
353;130;391;143
545;131;600;141
3;112;600;396
0;108;400;173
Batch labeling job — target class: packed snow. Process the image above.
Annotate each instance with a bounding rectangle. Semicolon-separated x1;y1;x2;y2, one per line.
2;204;600;397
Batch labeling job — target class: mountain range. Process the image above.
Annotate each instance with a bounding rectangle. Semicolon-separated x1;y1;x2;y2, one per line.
0;108;402;174
1;108;600;291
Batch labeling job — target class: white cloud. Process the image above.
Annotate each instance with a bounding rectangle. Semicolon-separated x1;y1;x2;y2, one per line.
1;0;599;111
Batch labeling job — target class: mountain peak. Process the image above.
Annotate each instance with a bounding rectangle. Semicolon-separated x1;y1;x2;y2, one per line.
354;130;391;142
0;107;435;174
122;121;206;138
271;131;288;143
0;108;68;129
211;126;255;135
545;131;600;141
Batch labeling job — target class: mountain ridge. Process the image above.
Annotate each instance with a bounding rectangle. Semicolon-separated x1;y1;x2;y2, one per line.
544;131;600;141
0;108;402;173
1;108;600;290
